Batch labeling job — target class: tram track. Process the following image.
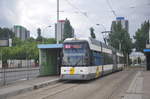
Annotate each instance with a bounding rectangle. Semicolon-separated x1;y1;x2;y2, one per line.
10;80;81;99
42;84;79;99
10;69;138;99
42;70;136;99
81;70;137;99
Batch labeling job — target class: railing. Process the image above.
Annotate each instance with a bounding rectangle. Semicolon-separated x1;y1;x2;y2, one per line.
0;67;39;86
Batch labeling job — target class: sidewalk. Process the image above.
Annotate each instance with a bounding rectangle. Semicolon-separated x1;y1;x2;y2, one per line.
142;71;150;99
123;70;150;99
0;76;60;99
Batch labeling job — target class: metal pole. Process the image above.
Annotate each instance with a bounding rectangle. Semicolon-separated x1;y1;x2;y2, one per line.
56;0;59;44
119;42;121;52
57;0;59;23
1;50;6;85
1;50;3;67
149;25;150;44
26;50;29;80
96;24;108;44
42;26;51;43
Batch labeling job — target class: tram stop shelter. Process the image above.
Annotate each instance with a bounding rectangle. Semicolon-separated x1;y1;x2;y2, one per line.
144;48;150;70
38;44;63;76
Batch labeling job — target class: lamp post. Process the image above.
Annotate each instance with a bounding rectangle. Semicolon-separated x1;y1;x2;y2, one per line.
43;25;51;35
42;25;51;43
96;24;105;42
43;25;51;33
96;24;108;44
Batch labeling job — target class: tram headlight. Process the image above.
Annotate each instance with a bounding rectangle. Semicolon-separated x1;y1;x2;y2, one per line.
82;74;85;78
80;70;83;72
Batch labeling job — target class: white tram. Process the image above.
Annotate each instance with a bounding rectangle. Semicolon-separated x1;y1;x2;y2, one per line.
60;38;124;80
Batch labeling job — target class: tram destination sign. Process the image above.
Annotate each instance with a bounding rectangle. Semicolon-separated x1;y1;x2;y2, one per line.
64;44;82;49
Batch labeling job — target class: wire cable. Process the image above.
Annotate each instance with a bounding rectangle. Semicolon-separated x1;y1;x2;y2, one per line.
64;0;107;39
106;0;117;17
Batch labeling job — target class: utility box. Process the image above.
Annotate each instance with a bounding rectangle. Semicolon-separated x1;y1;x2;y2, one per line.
38;44;63;76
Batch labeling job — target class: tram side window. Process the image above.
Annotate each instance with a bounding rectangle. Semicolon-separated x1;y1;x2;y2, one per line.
120;57;124;64
92;51;102;66
117;56;119;64
103;53;113;65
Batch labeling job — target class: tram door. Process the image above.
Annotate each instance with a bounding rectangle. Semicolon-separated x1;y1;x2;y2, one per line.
112;51;117;71
56;49;62;75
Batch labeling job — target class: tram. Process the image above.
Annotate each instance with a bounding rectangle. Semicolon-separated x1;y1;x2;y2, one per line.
60;38;124;80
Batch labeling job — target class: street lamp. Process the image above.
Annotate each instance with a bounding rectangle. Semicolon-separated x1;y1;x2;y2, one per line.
42;25;51;35
42;25;52;43
96;24;107;44
96;24;106;31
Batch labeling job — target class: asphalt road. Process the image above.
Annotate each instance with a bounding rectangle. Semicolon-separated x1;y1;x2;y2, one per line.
10;69;139;99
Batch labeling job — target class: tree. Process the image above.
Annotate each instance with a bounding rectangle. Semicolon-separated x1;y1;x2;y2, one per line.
108;21;132;65
0;28;14;39
63;19;74;40
12;37;23;46
134;21;149;52
0;27;57;65
36;28;43;42
42;38;56;44
90;27;96;39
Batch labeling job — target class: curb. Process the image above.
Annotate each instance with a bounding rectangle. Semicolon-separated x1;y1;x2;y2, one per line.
33;79;60;89
0;79;60;99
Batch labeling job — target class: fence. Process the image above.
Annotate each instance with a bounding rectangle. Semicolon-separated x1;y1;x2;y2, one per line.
0;67;39;86
7;59;38;68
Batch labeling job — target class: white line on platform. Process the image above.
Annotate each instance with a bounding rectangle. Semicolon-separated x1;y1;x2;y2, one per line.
123;71;143;99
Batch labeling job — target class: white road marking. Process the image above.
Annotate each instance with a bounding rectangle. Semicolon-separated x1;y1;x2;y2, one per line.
123;71;143;99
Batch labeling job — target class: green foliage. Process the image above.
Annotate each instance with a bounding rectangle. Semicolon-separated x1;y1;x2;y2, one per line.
36;28;43;42
90;27;96;39
63;19;74;40
12;37;23;46
108;21;132;55
134;21;149;52
42;38;56;44
0;27;14;39
0;27;56;64
27;37;35;42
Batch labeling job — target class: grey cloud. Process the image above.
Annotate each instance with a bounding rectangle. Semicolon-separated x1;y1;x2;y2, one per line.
0;0;20;27
0;0;149;39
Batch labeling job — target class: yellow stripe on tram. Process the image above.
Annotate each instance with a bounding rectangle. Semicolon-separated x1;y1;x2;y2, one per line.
70;67;75;75
96;67;100;78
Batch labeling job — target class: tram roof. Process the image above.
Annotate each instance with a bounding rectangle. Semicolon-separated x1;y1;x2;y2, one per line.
64;37;122;52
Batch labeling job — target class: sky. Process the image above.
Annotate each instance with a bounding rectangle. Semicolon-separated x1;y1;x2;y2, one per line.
0;0;150;42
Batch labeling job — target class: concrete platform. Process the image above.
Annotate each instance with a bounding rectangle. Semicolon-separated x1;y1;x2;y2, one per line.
0;69;150;99
0;76;60;99
142;71;150;99
123;70;150;99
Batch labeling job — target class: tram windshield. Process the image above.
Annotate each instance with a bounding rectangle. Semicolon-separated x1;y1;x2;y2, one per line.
62;42;90;66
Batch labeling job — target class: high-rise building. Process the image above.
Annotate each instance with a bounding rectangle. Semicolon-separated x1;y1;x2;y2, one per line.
13;25;30;40
55;19;74;42
111;17;129;32
55;20;65;41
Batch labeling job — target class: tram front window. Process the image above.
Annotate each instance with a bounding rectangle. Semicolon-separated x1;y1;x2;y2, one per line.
62;42;90;66
63;56;84;66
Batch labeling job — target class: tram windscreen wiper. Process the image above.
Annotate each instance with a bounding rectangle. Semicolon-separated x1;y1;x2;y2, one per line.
74;57;82;66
